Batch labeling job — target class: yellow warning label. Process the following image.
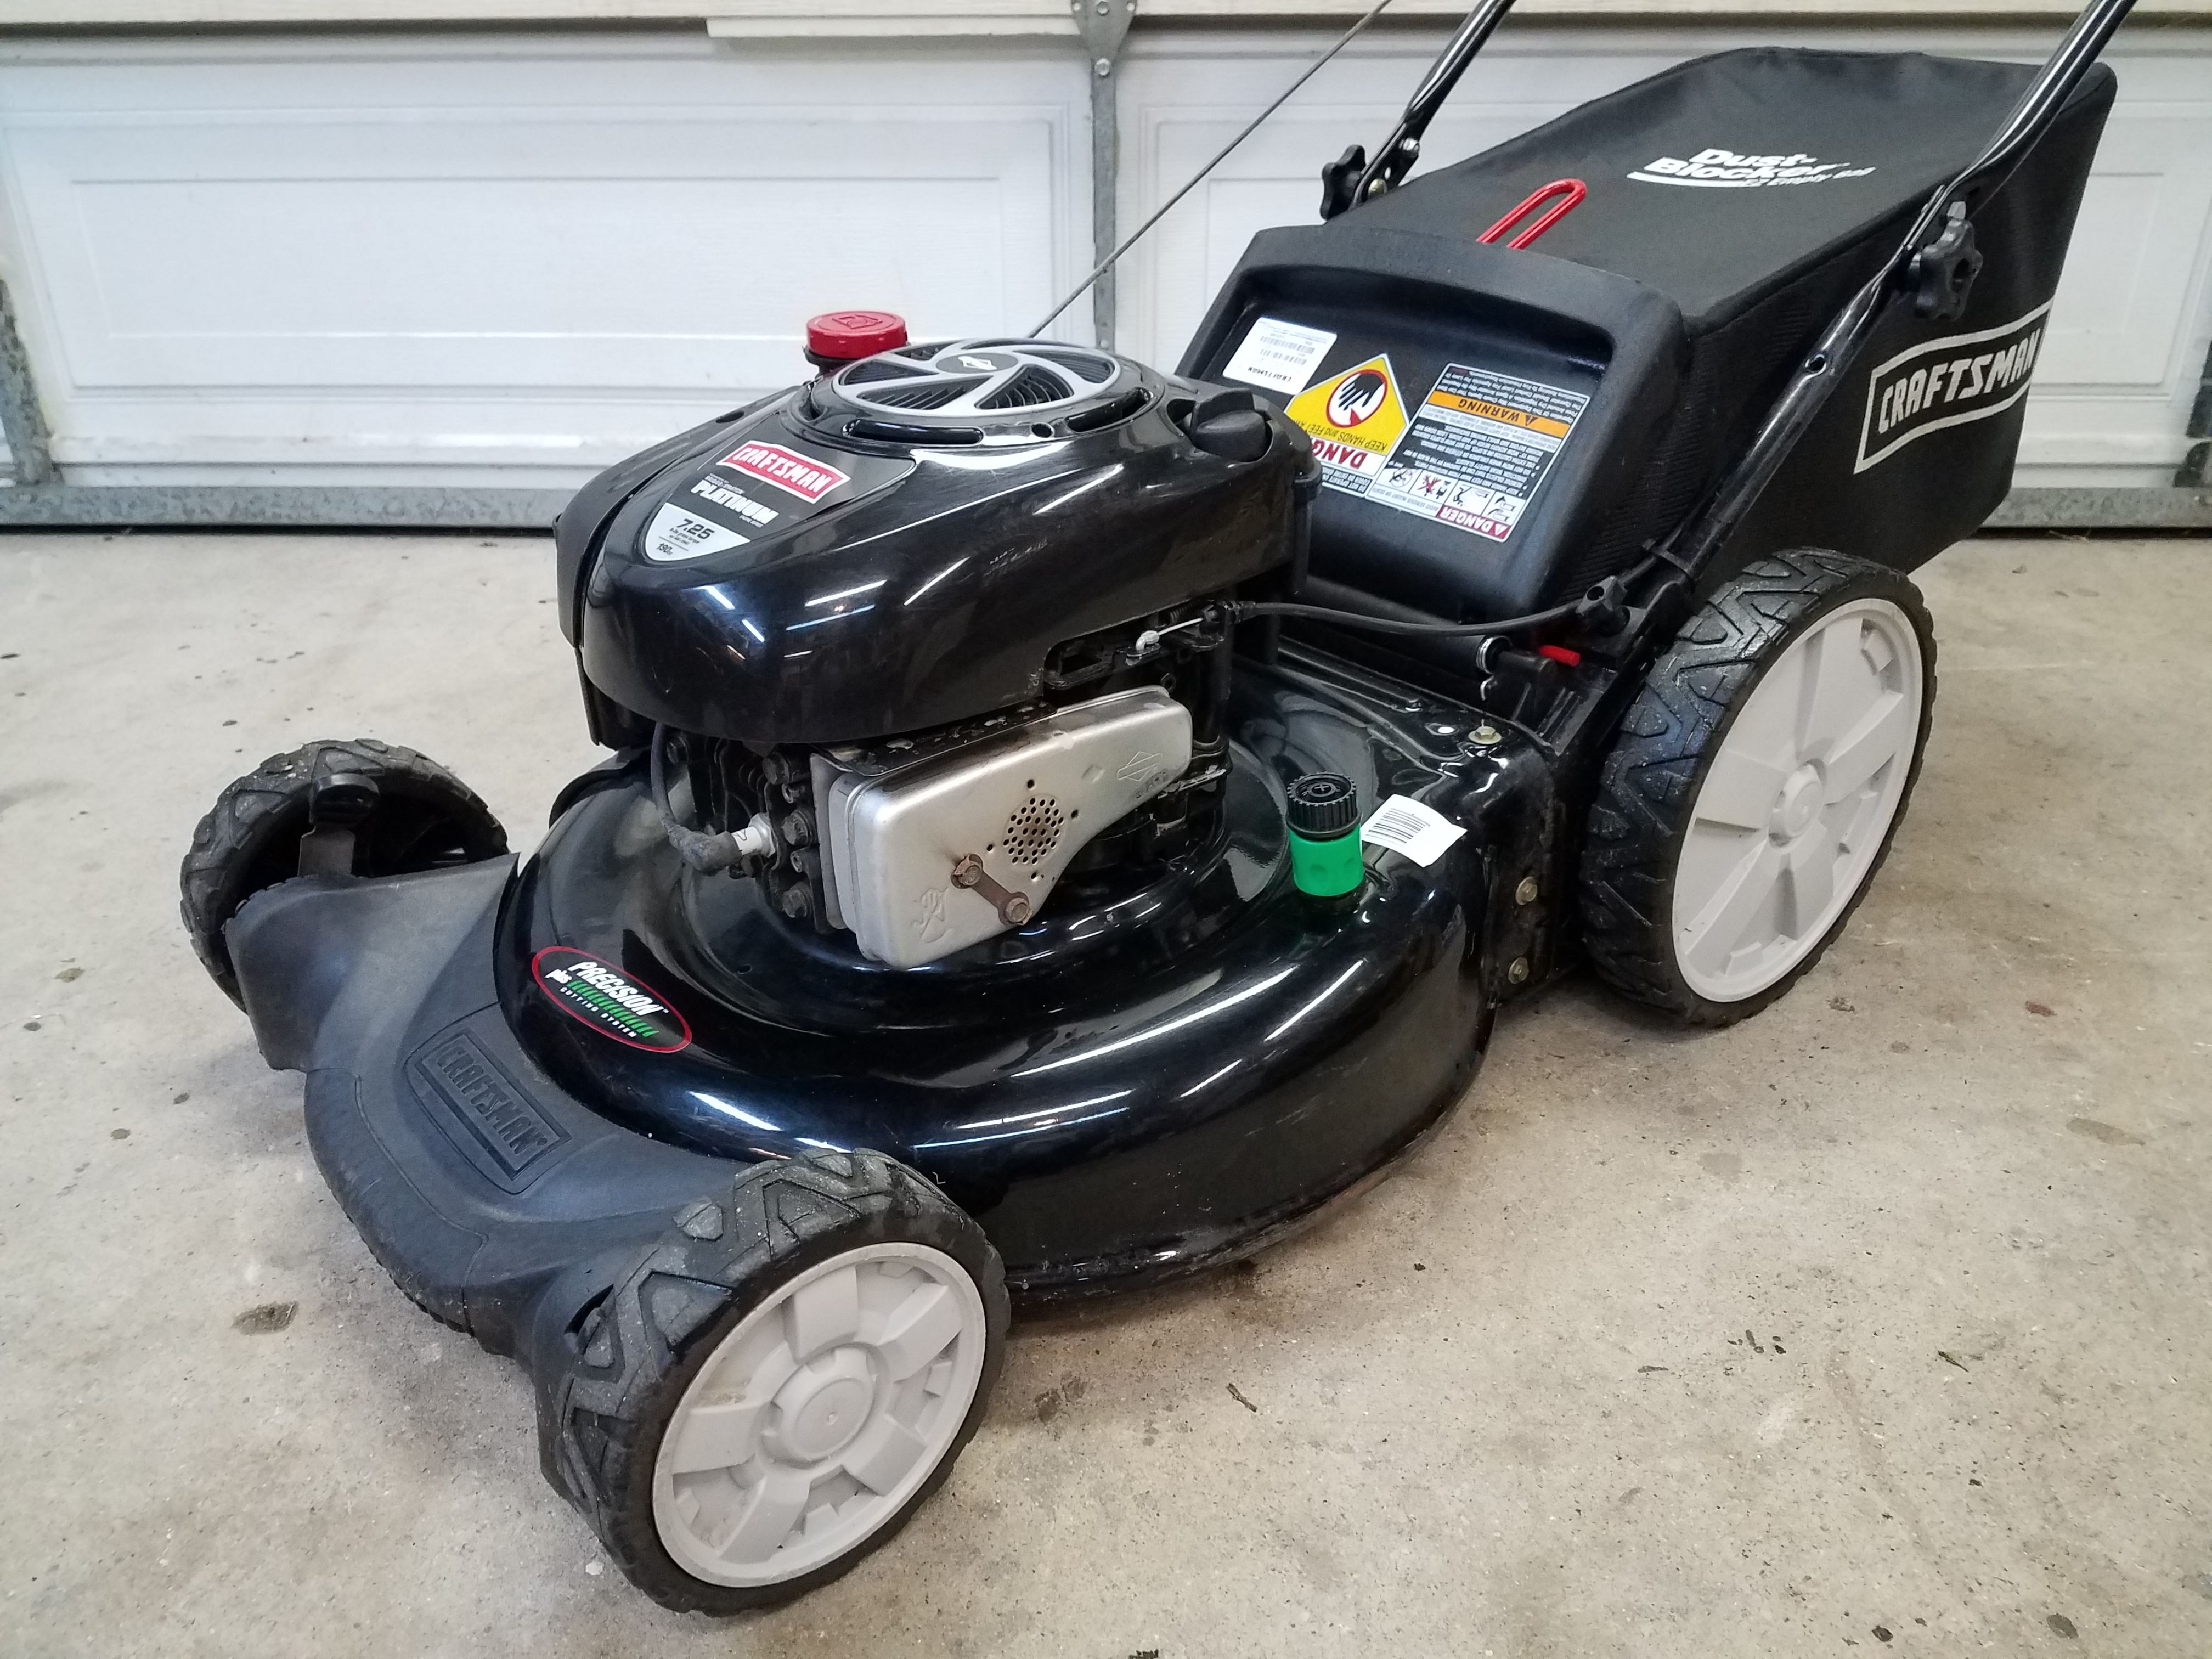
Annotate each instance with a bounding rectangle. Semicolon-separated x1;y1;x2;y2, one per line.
1424;390;1575;439
1285;354;1409;492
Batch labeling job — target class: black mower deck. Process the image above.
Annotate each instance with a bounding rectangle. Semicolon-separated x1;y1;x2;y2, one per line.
227;654;1568;1341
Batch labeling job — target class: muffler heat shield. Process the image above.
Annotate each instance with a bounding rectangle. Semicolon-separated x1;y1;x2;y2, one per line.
815;688;1193;967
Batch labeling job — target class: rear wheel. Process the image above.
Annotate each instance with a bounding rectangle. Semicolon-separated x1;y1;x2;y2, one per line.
180;737;507;1004
1578;550;1936;1025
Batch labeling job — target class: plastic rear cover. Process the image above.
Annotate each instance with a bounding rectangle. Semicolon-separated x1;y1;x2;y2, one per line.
1186;47;2113;637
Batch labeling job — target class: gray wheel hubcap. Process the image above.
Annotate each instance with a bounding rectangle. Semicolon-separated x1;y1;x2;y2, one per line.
652;1242;987;1588
1671;597;1925;1002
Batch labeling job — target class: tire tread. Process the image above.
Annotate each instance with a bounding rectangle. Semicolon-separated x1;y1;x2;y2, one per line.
1578;550;1936;1025
179;737;504;1003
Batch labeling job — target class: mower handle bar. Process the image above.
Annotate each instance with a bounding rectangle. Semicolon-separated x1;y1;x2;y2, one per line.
1346;0;1517;205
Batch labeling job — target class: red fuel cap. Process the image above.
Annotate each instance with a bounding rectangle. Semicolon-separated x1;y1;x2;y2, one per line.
805;309;909;362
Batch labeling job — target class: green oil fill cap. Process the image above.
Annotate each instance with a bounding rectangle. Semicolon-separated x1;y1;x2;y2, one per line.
1286;772;1363;897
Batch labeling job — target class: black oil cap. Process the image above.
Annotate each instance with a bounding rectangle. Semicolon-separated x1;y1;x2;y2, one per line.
1187;388;1273;463
1287;772;1359;838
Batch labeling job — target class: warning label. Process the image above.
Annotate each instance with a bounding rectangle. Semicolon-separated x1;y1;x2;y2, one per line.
1366;364;1589;543
1285;355;1410;494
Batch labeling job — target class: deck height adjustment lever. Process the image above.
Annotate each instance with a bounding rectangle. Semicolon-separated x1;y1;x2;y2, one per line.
298;771;380;877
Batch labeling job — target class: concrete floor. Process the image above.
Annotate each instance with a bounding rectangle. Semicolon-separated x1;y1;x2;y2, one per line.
1;532;2207;1657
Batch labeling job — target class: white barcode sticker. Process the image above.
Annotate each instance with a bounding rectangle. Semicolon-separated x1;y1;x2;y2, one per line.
1223;317;1337;395
1359;794;1466;867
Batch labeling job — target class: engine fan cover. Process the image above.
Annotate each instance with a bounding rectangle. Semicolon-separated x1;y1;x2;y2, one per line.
815;338;1140;442
565;343;1317;745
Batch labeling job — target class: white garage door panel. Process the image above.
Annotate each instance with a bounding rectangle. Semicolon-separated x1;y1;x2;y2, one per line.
2025;100;2212;481
2042;116;2212;390
36;135;1049;388
2046;168;2173;386
0;26;2205;492
0;36;1088;484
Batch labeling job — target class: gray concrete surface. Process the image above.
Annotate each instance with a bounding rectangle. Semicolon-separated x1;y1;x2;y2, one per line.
1;532;2207;1658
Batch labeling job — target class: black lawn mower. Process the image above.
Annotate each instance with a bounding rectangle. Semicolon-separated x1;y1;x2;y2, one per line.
182;0;2130;1612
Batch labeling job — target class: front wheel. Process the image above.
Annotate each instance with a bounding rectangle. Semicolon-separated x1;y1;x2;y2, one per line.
1578;549;1937;1025
179;737;507;1005
536;1150;1007;1614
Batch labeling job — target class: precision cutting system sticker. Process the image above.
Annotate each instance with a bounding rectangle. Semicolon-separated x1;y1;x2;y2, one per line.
531;946;692;1053
1285;355;1411;494
1365;363;1590;542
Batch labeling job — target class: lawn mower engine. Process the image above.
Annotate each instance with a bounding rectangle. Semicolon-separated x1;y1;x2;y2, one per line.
558;337;1313;966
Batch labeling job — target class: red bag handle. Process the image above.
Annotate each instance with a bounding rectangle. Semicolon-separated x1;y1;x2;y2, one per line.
1477;178;1587;250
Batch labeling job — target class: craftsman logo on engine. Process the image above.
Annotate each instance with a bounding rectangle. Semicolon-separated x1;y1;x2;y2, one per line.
531;946;692;1053
1629;148;1875;189
1286;355;1410;495
1855;302;2049;473
717;440;851;504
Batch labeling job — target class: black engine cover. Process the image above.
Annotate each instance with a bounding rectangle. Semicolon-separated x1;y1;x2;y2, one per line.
563;341;1313;746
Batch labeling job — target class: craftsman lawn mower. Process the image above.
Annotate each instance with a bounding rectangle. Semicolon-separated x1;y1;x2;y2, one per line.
181;0;2129;1612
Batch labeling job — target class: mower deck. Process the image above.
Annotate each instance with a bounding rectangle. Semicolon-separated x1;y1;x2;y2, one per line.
228;652;1545;1336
